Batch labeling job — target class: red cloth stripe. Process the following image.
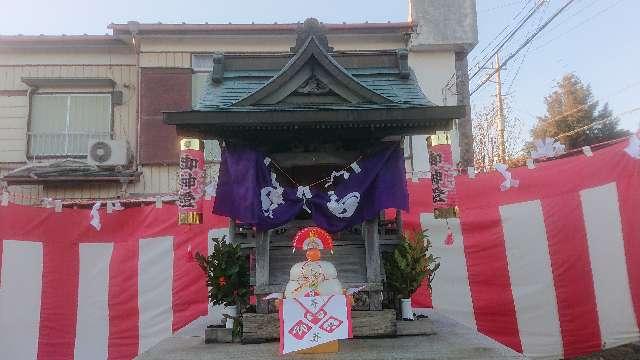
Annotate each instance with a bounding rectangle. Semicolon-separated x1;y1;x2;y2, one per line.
460;205;522;353
171;230;209;332
37;239;79;360
542;193;601;357
107;241;139;360
618;161;640;332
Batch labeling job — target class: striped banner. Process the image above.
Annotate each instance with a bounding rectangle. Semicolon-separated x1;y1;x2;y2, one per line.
0;202;227;360
409;139;640;359
1;139;638;359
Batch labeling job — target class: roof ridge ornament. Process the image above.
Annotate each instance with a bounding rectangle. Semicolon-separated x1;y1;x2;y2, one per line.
291;18;333;53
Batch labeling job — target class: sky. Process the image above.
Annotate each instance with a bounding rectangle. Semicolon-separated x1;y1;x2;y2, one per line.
2;0;639;140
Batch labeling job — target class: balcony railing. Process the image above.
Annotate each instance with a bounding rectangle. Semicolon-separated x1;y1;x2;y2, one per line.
28;131;111;158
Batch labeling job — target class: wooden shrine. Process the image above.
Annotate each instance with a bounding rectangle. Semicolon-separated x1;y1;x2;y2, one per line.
165;18;464;316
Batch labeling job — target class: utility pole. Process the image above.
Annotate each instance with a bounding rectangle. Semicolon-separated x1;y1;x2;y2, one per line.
495;52;506;164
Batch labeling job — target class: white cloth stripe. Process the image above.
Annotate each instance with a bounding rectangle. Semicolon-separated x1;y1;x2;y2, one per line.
581;182;639;349
500;200;563;358
420;213;476;329
74;243;113;360
138;236;174;353
0;241;43;360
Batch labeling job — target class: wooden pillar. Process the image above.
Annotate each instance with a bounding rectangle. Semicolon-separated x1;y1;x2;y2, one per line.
255;230;270;313
228;218;237;244
364;218;383;310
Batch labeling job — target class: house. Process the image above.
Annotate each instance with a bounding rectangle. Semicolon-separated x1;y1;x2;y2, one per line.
0;0;477;206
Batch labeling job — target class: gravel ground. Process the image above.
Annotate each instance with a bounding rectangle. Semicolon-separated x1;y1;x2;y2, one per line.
572;343;640;360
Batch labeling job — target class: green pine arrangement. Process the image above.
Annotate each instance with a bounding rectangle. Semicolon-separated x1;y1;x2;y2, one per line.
194;236;250;307
384;231;440;299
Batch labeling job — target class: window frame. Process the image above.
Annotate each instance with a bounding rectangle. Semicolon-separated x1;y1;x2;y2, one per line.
191;53;215;73
27;91;114;159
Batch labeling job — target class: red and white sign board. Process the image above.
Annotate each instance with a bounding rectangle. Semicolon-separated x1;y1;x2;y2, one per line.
279;295;352;354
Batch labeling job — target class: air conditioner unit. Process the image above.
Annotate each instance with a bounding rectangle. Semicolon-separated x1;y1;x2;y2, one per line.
87;140;129;166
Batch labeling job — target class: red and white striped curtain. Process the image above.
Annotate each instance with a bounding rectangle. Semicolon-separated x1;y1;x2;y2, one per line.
1;139;638;359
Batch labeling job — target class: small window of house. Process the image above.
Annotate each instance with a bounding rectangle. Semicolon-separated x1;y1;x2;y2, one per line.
28;93;112;157
192;54;214;72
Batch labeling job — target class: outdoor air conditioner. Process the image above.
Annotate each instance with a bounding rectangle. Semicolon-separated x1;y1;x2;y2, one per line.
87;140;129;166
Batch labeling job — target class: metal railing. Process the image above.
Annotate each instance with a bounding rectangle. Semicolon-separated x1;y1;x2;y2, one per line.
28;131;111;158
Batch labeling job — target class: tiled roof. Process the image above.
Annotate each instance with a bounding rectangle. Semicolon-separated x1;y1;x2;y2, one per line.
195;68;432;110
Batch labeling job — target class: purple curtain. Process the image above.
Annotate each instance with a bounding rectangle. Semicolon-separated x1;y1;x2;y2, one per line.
213;143;408;232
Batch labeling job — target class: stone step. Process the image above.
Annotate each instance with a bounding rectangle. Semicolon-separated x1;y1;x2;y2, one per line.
242;309;434;344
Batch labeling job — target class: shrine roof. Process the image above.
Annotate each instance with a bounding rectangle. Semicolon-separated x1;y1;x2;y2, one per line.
195;68;432;110
164;18;464;140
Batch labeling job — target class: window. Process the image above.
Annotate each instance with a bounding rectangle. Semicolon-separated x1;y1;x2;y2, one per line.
28;93;112;157
192;54;214;72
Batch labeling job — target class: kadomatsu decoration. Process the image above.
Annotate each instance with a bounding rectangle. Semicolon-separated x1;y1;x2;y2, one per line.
194;236;250;308
384;231;440;299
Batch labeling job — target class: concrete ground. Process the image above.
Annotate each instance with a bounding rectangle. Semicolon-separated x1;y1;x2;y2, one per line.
136;311;525;360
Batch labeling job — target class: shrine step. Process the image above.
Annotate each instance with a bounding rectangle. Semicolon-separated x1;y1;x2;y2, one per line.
242;310;398;344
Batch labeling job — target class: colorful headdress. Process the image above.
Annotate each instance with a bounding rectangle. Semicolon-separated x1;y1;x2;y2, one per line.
292;227;333;252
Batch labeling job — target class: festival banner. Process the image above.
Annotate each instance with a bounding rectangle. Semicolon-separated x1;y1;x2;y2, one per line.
178;138;205;224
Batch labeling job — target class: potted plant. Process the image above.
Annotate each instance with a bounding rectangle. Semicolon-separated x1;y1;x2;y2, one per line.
195;235;250;337
384;231;439;320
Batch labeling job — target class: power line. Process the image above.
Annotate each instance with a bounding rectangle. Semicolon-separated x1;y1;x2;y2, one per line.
506;1;550;93
470;0;537;66
533;0;626;52
518;79;640;124
554;106;640;140
470;0;578;96
468;0;547;82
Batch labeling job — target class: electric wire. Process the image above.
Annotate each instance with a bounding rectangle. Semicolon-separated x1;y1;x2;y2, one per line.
470;0;578;96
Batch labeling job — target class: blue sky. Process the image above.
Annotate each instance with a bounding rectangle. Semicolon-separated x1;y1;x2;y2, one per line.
3;0;639;139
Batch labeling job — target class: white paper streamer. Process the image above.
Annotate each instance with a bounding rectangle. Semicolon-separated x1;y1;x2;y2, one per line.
531;138;565;159
350;161;361;173
204;181;217;200
106;201;124;214
155;196;163;208
324;170;350;188
495;163;519;191
264;293;283;300
526;158;535;169
296;186;313;213
90;201;102;231
54;200;63;213
582;146;593;157
346;285;367;295
1;191;9;206
624;133;640;159
467;167;476;179
42;198;55;208
264;157;272;166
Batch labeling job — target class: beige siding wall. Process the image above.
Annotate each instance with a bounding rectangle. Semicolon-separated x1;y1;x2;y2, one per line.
139;52;191;68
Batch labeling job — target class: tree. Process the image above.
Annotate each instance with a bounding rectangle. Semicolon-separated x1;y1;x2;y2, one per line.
473;99;525;170
530;73;629;150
